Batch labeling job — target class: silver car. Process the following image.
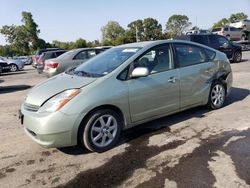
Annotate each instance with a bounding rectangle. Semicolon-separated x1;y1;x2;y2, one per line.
20;40;232;152
212;26;246;41
0;57;25;72
43;48;108;77
230;19;250;31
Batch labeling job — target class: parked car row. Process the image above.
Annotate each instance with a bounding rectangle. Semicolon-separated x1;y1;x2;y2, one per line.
33;47;111;77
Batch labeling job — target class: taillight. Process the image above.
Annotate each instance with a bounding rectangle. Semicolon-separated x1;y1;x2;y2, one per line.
46;62;59;68
38;59;44;65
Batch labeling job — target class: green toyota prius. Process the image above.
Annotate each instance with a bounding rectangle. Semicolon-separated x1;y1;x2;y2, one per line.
20;40;233;152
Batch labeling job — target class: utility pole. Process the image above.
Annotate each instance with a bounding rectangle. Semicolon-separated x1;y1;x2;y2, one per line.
136;26;139;42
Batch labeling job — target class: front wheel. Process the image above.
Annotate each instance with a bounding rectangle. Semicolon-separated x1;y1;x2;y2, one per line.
207;82;226;110
9;64;18;72
79;109;122;152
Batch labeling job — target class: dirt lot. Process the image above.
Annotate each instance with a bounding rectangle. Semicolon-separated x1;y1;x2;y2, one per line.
0;52;250;188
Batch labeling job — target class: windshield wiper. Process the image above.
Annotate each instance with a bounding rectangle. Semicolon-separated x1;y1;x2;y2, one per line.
73;70;102;78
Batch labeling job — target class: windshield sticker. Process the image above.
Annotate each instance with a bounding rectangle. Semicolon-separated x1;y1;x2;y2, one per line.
122;48;139;53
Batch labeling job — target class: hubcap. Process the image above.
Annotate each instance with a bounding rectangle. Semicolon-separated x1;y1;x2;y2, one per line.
211;84;225;107
10;65;17;72
90;115;118;147
235;53;241;62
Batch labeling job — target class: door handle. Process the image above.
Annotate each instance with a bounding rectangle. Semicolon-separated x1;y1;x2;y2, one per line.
205;69;213;74
168;77;176;83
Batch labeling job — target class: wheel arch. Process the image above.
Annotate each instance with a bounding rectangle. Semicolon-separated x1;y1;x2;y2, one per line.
212;72;229;95
76;104;125;144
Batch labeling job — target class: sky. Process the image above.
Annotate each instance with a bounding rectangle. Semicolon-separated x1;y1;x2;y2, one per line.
0;0;249;45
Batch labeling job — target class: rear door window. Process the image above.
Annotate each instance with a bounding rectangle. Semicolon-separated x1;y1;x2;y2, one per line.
174;43;207;67
87;50;97;58
74;51;88;60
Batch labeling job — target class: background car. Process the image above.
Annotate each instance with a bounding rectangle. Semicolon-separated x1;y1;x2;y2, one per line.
0;57;25;72
43;47;109;77
185;29;211;35
176;34;242;63
36;50;68;73
32;48;61;68
16;56;33;65
212;26;246;41
21;40;232;152
230;19;250;30
0;59;10;74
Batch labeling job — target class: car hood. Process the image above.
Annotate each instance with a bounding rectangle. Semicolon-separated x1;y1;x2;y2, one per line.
25;73;97;106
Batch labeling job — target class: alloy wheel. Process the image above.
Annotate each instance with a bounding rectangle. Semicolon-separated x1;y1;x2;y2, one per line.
211;84;225;108
10;64;18;72
90;115;118;148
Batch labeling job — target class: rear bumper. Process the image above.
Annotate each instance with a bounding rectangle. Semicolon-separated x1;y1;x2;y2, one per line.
37;64;44;73
43;68;57;77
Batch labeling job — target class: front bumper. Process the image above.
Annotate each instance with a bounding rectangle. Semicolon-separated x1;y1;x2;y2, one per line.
21;104;83;148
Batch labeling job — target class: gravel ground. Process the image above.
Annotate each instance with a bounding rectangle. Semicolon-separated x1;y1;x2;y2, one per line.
0;52;250;188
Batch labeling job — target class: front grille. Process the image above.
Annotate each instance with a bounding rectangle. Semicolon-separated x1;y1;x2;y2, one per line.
24;103;40;112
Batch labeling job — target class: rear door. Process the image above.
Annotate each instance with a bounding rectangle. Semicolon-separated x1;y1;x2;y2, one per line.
174;43;216;108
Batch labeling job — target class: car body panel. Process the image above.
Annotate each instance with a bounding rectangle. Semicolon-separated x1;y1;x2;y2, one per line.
25;74;97;106
128;69;180;122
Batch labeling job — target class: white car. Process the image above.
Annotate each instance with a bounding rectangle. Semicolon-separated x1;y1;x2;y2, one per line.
230;19;250;30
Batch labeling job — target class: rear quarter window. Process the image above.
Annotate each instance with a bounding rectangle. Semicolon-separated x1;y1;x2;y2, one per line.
204;49;216;61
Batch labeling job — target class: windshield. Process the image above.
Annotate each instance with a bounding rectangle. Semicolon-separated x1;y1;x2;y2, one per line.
69;47;140;77
57;50;78;60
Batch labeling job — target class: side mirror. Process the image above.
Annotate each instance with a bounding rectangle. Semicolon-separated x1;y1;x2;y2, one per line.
222;42;229;48
131;67;149;78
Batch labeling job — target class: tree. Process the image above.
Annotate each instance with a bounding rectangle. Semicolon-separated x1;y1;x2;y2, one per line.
229;12;248;23
0;11;42;55
166;15;191;37
143;18;162;41
101;21;125;45
73;38;87;48
212;18;230;28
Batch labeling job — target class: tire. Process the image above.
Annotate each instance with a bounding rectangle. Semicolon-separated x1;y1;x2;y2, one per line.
9;64;18;72
79;109;122;152
226;35;230;40
207;81;226;110
233;51;242;63
241;35;246;41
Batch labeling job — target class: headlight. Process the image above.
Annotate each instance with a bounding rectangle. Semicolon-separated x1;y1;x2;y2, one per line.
38;89;80;113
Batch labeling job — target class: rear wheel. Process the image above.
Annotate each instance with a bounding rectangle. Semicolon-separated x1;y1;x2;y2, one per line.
207;82;226;110
226;35;231;40
9;64;18;72
241;35;246;41
233;51;242;63
79;109;122;152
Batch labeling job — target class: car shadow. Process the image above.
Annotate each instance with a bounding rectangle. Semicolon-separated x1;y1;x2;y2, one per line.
0;71;27;76
58;86;250;155
0;85;31;94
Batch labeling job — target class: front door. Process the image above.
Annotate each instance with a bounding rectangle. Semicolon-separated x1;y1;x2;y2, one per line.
128;44;180;122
